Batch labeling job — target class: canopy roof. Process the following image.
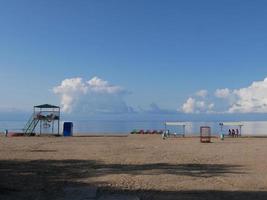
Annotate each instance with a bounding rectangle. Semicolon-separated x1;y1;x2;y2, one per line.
165;122;187;126
220;122;243;126
34;104;60;109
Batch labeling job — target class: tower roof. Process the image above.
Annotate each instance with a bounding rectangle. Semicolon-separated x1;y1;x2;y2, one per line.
34;104;60;109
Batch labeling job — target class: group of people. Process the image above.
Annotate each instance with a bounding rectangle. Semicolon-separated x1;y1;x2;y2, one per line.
228;129;240;137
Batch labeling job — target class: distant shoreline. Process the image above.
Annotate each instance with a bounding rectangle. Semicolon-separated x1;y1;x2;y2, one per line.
2;132;267;138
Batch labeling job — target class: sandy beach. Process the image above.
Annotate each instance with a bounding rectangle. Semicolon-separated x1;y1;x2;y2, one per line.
1;134;267;199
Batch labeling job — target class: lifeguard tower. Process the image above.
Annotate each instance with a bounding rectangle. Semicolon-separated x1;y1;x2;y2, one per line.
23;104;60;136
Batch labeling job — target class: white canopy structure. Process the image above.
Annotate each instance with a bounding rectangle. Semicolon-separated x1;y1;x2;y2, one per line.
164;122;187;137
219;122;244;136
165;122;187;126
220;122;244;126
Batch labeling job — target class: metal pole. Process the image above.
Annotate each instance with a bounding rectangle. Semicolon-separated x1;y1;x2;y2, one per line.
40;119;42;135
58;108;60;136
40;108;42;136
51;108;54;135
52;119;54;135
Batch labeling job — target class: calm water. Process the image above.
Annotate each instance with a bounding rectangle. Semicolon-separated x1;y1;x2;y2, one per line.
0;120;267;136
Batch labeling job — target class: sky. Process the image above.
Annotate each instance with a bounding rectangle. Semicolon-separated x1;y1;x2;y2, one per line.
0;0;267;120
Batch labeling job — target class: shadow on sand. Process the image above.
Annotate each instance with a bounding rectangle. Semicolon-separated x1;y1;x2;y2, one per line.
0;159;263;199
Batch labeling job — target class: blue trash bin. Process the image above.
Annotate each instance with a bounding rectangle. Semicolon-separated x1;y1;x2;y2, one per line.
63;122;73;136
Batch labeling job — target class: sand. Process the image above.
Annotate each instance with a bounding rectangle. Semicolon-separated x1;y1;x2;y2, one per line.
1;134;267;199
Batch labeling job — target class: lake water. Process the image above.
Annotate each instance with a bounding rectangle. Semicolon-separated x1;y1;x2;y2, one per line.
1;120;267;136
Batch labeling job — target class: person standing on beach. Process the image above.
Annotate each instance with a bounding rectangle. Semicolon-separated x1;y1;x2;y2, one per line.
232;129;235;137
229;129;231;136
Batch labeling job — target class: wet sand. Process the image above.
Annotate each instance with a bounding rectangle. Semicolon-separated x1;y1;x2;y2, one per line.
1;134;267;199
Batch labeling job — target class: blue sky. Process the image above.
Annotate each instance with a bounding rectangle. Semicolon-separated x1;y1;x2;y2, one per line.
1;0;267;119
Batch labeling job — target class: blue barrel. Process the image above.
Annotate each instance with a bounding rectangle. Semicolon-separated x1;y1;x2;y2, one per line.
63;122;73;136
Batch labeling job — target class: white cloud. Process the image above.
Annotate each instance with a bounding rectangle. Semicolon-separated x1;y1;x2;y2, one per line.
196;101;205;108
87;77;124;94
53;78;87;112
53;76;131;114
215;88;231;98
208;103;215;110
196;90;208;98
183;77;267;114
181;98;195;113
181;97;214;114
228;78;267;113
54;76;267;115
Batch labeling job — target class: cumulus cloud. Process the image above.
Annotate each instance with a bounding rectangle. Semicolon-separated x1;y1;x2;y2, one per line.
54;76;267;115
181;77;267;114
228;78;267;113
181;97;214;114
196;90;208;98
181;98;195;113
53;76;132;114
87;77;124;94
215;88;231;98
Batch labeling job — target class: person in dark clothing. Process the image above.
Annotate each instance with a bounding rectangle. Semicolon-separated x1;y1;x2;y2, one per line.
232;129;235;137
